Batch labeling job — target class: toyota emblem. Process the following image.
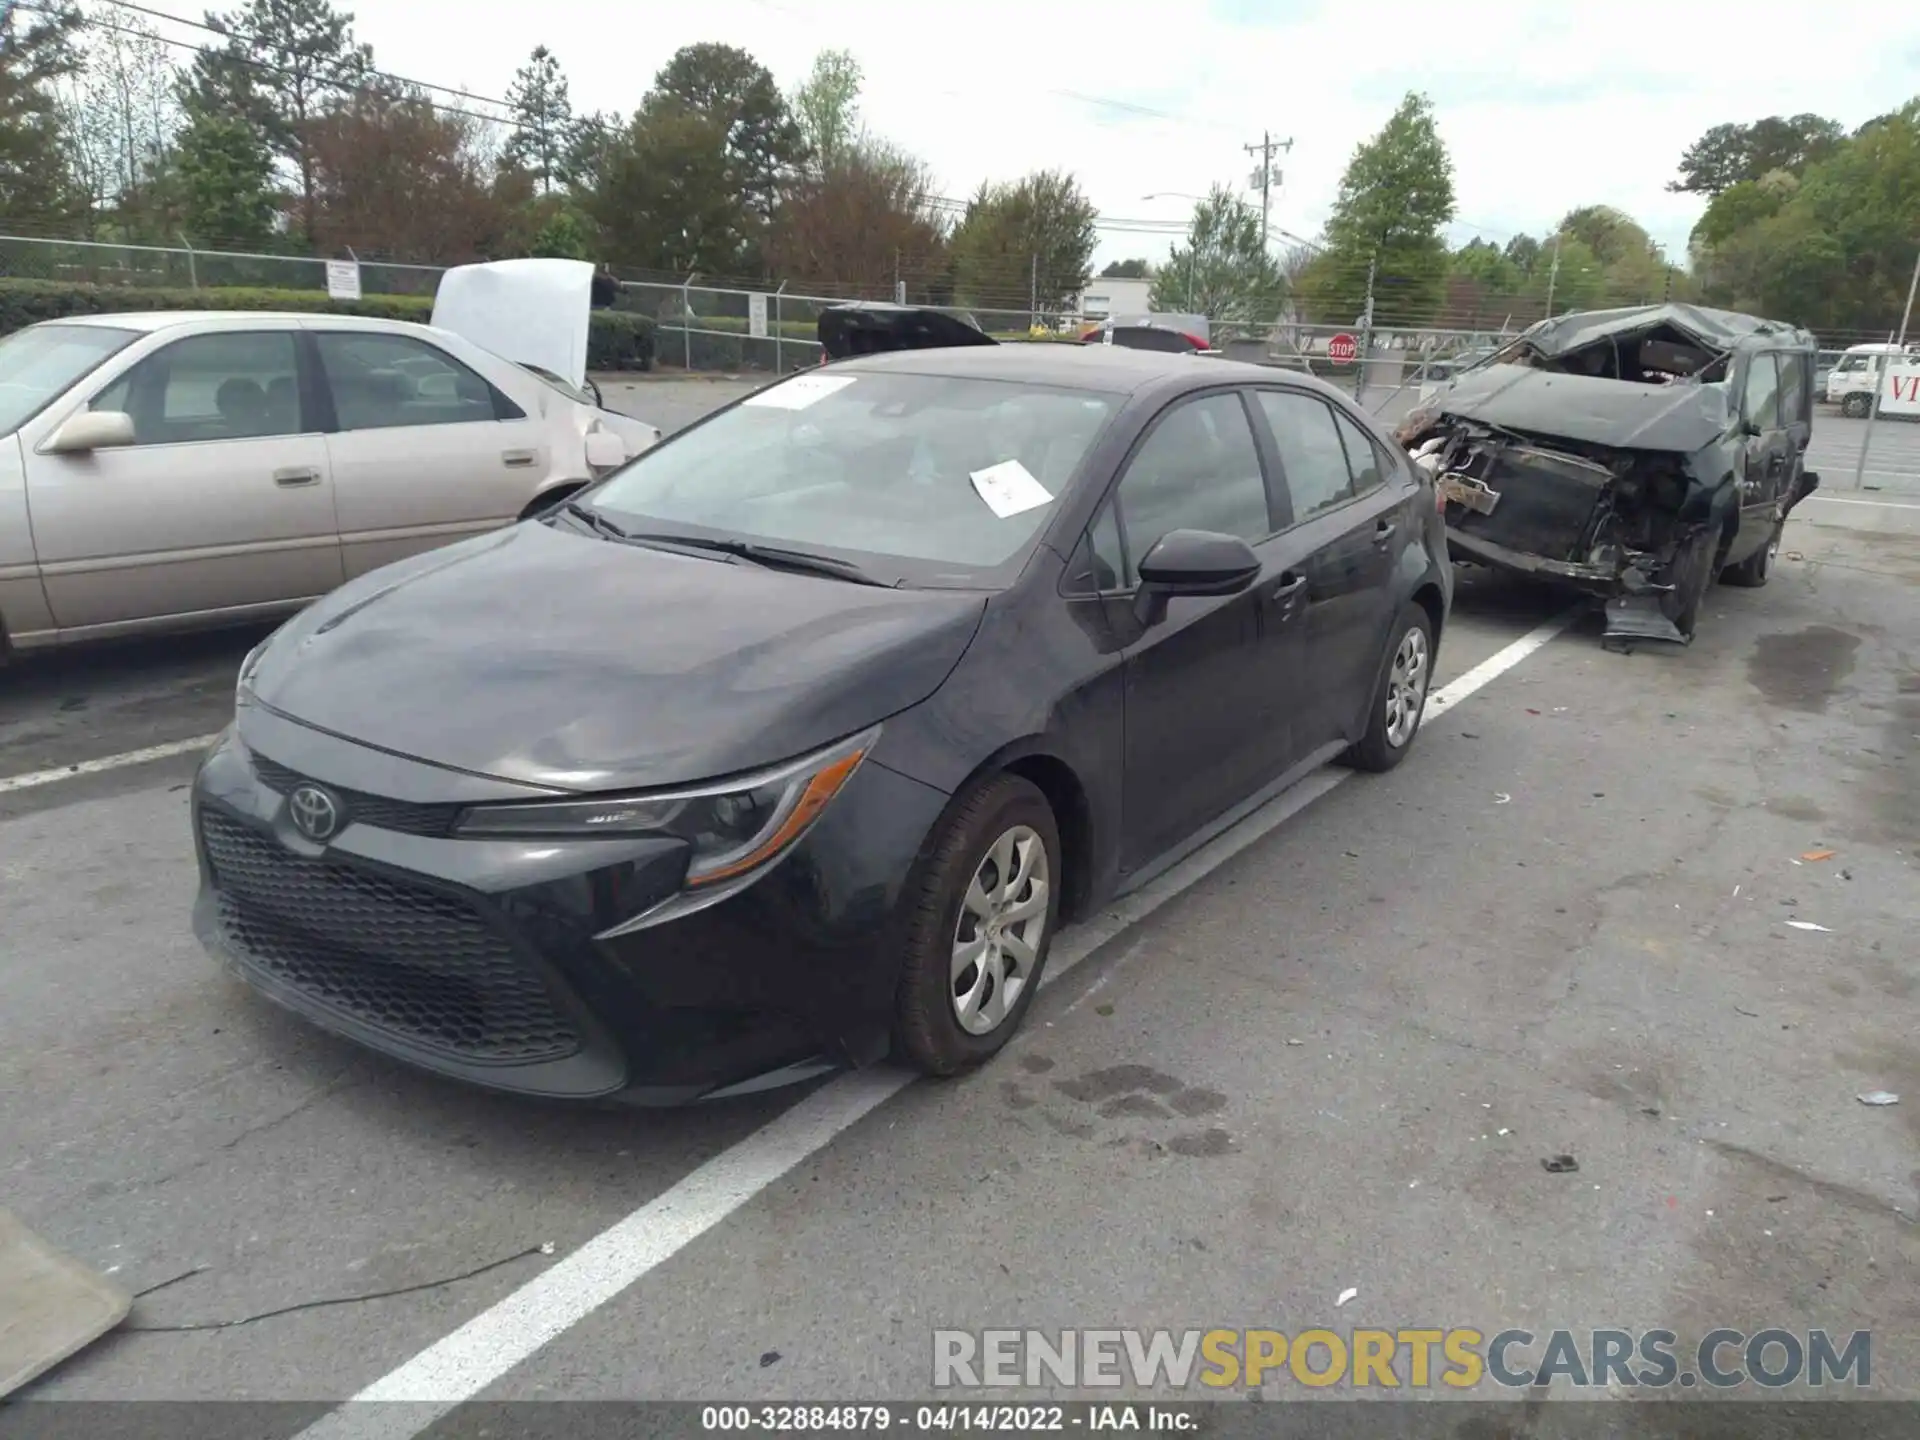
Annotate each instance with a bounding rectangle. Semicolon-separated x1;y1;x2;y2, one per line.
287;784;341;842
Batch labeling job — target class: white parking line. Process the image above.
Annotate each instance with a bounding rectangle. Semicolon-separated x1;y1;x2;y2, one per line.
293;605;1579;1439
0;732;222;795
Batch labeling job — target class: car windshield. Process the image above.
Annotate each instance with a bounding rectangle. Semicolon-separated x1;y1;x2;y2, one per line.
0;323;139;436
584;370;1119;577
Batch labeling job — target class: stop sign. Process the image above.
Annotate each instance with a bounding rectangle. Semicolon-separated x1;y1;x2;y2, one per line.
1327;332;1358;366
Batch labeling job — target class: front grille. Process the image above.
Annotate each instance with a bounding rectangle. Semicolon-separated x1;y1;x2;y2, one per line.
250;752;460;838
201;810;580;1064
1451;444;1611;561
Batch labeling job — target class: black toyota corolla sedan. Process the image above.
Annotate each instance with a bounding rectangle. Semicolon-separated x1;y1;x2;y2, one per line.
191;342;1452;1104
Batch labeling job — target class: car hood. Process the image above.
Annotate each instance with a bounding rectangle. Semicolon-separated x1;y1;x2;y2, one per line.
816;304;997;359
1429;363;1732;454
247;523;988;792
431;258;595;390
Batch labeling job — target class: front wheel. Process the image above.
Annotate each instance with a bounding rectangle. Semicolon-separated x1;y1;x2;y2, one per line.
1842;393;1870;419
1721;519;1781;588
892;774;1060;1076
1342;603;1434;773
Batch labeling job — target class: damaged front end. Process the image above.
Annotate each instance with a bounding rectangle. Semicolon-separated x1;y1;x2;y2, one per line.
1408;423;1728;644
1396;304;1798;646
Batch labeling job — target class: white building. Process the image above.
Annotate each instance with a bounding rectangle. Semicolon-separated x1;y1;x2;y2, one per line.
1076;276;1153;322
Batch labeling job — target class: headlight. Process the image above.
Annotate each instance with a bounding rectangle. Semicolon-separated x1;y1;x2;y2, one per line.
453;725;880;887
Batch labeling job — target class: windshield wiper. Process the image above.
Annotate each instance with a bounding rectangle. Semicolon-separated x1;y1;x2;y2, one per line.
620;533;891;587
559;499;629;539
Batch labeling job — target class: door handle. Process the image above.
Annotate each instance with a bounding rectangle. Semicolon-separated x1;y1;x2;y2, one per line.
1373;519;1397;545
273;467;320;487
1268;573;1307;603
501;449;536;468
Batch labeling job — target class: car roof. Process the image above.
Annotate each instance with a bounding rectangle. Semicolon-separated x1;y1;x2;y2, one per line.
825;342;1340;403
43;310;435;336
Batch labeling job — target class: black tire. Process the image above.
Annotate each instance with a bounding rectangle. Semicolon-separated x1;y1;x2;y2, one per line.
1721;519;1780;588
1342;602;1435;774
892;773;1061;1077
1667;527;1720;638
519;484;584;521
1842;393;1870;419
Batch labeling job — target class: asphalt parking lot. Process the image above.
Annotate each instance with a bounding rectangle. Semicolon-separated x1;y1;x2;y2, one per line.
4;380;1917;1420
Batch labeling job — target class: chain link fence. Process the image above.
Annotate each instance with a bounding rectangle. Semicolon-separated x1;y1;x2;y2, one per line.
0;234;445;296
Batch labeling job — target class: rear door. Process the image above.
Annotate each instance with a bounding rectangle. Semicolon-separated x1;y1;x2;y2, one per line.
25;327;342;631
1249;388;1409;751
312;329;549;578
1103;390;1313;872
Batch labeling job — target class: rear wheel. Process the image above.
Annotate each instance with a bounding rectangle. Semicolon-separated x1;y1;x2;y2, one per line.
1342;603;1433;773
892;774;1060;1076
1721;519;1781;588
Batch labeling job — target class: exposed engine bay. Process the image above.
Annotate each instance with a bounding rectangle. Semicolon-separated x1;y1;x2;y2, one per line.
1394;304;1818;647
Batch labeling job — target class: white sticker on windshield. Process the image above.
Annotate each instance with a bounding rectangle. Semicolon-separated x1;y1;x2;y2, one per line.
969;459;1053;519
742;373;857;410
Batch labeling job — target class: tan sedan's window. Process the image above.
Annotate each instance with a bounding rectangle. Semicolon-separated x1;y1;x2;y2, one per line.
91;331;302;444
316;332;503;432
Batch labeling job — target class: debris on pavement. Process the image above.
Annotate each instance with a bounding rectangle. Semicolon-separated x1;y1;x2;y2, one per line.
1335;1287;1359;1308
1541;1154;1581;1174
1800;849;1836;862
1785;920;1834;932
1;1207;131;1398
1494;793;1512;804
1857;1092;1900;1107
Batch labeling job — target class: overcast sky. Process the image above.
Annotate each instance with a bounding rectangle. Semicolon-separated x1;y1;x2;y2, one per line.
285;0;1920;268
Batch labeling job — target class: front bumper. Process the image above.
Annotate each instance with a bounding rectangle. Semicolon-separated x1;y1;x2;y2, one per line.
1445;527;1618;592
190;715;949;1104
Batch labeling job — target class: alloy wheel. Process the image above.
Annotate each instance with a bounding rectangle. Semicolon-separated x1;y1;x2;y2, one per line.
1384;626;1430;749
950;825;1050;1036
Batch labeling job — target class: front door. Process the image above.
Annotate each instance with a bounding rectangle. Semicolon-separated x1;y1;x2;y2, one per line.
312;330;549;578
25;328;343;632
1249;389;1407;750
1109;390;1305;873
1733;352;1790;566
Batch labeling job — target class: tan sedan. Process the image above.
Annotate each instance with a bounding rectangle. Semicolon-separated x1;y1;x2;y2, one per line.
0;309;660;653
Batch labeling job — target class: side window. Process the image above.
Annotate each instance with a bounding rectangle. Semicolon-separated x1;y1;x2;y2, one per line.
1061;503;1126;596
314;332;519;432
1741;353;1781;430
91;331;302;444
1332;409;1386;493
1110;393;1270;585
1776;351;1809;425
1254;389;1356;521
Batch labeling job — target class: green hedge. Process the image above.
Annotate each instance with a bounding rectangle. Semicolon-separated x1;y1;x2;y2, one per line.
0;278;656;371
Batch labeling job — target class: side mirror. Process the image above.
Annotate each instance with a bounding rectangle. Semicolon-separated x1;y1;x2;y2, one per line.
1132;528;1261;626
46;409;136;454
584;429;627;472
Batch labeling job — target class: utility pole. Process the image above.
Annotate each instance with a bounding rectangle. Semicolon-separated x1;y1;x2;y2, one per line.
1244;131;1293;251
1029;253;1038;331
1355;255;1377;405
1544;232;1563;317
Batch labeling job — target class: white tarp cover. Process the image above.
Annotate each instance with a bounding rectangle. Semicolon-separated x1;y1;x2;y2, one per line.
431;258;595;389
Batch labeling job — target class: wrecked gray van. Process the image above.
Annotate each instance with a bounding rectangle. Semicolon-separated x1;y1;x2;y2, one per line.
1395;304;1819;646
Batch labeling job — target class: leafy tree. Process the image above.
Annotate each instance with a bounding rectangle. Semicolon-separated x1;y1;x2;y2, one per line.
1501;233;1541;273
1101;257;1151;278
765;136;947;297
948;169;1096;312
586;104;745;275
305;80;508;262
174;102;278;247
1668;113;1845;197
187;0;372;238
792;48;860;174
563;109;619;192
502;46;572;195
529;207;590;260
0;3;85;232
1299;91;1455;326
1147;185;1284;328
648;42;802;232
58;9;181;236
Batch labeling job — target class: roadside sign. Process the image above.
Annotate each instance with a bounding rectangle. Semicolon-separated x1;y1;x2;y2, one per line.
325;259;361;302
748;292;768;339
1328;332;1358;366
